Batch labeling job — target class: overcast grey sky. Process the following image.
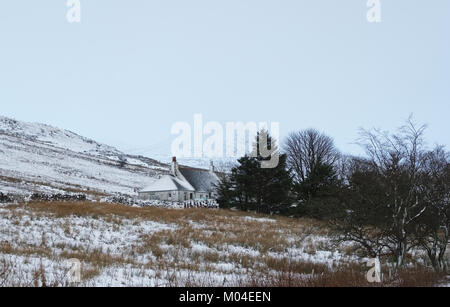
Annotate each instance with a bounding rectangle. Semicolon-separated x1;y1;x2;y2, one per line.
1;1;449;159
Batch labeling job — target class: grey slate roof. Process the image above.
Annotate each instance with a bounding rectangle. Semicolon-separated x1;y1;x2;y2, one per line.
179;167;220;193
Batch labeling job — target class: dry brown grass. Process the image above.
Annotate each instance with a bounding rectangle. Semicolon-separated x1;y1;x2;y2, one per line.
0;241;52;259
0;258;13;287
135;232;166;258
0;201;444;287
243;265;445;287
16;201;212;221
59;249;136;268
0;175;22;183
13;201;313;226
263;257;330;275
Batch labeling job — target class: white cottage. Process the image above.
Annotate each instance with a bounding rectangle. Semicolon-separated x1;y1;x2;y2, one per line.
138;157;220;201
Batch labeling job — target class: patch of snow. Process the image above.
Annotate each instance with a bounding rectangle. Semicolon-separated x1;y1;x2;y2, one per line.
242;216;276;223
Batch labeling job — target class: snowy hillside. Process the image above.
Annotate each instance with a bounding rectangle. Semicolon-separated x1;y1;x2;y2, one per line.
0;116;168;196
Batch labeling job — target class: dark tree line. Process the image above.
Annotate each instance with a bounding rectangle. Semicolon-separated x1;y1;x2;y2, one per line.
216;117;449;272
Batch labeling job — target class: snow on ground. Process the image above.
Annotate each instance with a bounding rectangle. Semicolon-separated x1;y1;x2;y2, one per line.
0;115;121;157
242;216;276;223
0;116;168;196
0;202;358;287
438;276;450;287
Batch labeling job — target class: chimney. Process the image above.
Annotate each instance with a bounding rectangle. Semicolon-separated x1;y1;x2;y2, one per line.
171;157;178;176
209;161;215;173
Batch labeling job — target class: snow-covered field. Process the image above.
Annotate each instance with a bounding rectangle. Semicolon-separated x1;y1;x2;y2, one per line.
0;116;167;196
0;201;360;287
0;201;447;287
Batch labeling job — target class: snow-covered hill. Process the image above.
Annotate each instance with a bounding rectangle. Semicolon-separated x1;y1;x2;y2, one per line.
0;116;168;196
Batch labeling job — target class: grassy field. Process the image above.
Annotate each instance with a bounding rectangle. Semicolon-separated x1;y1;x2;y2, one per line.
0;201;446;287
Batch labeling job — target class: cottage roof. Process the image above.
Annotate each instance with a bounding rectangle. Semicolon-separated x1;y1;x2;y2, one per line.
179;167;220;193
140;174;195;193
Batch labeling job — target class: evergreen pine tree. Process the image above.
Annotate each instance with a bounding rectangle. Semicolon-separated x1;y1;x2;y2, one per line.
217;130;293;214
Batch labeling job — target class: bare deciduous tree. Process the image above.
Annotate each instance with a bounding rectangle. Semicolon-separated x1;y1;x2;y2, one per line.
284;129;340;183
334;116;432;269
358;116;428;268
413;147;450;272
